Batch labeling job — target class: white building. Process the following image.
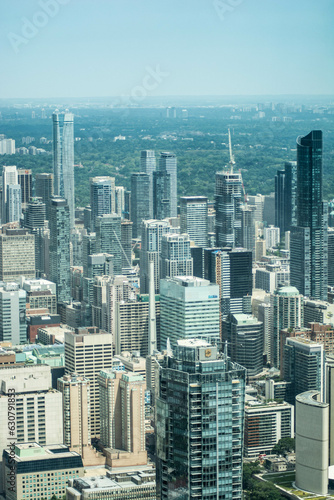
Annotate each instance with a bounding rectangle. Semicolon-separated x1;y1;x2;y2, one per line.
264;225;280;250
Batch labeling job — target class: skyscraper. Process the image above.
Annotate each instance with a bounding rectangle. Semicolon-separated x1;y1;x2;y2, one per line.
215;170;242;248
0;283;27;344
160;276;220;349
290;130;327;300
328;227;334;287
2;165;19;224
52;110;75;228
156;339;246;500
275;161;297;234
140;150;156;218
49;196;71;303
0;228;35;282
154;152;177;218
95;213;122;275
90;176;115;230
6;184;21;223
180;196;208;246
35;172;54;221
17;168;32;210
130;173;151;238
160;233;193;279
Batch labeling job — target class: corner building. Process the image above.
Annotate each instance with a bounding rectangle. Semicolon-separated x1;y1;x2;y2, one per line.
156;339;246;500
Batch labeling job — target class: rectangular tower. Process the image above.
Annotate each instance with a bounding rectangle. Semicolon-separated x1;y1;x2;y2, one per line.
180;196;208;247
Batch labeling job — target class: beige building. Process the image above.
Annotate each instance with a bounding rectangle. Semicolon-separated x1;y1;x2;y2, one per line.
0;228;35;282
64;327;113;438
99;369;147;467
3;443;84;500
58;373;105;466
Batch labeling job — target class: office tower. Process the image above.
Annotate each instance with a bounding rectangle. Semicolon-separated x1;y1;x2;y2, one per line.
258;302;273;364
65;327;113;438
114;295;160;356
2;165;18;223
271;286;304;368
275;161;297;234
328;227;334;287
222;313;264;378
215;169;242;248
3;444;83;500
58;373;99;464
52;110;75;227
240;204;255;256
248;194;265;223
49;196;71;303
295;391;329;496
35;172;54;220
24;198;47;275
140;219;171;294
206;247;253;317
82;232;97;278
290;130;327;300
83;254;113;323
303;298;334;327
90;176;115;230
115;185;125;217
0;228;35;282
121;220;132;272
6;183;21;223
91;275;109;330
160;233;193;279
264;225;280;249
156;339;246;500
106;275;137;338
284;337;325;405
160;276;220;349
244;401;294;458
124;190;131;220
95;213;122;275
255;264;290;293
263;193;275;225
255;238;266;261
99;369;147;466
155;152;177;218
180;196;208;246
130;173;151;238
18;168;32;209
141;150;156;218
0;283;26;343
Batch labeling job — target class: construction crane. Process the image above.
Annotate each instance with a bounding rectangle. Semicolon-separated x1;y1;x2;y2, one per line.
228;128;235;173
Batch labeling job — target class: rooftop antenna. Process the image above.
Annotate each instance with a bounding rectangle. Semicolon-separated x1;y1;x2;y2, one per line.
228;128;235;173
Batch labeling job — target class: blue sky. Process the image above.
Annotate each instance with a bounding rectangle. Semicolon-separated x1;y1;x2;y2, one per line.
0;0;333;98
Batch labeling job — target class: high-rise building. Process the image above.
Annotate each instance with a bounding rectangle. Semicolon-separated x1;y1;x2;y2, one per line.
99;369;147;465
290;130;328;300
222;313;264;379
121;220;132;272
95;213;122;275
160;276;220;349
140;219;171;294
140;150;156;218
275;161;297;234
0;283;26;344
6;183;21;223
115;185;125;218
35;172;54;221
271;286;304;368
2;165;19;223
64;327;113;438
153;152;177;219
57;373;98;464
160;233;193;279
264;225;280;249
0;228;35;282
52;110;75;227
18;168;32;210
24;198;47;276
244;401;294;458
156;339;246;500
180;196;208;247
240;204;255;257
49;196;71;303
328;227;334;287
215;169;242;248
130;173;151;238
284;337;325;405
90;176;115;230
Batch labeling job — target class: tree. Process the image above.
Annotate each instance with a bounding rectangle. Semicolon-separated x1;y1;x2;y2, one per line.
271;437;295;456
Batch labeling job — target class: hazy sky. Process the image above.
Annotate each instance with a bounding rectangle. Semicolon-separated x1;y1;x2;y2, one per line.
1;0;333;98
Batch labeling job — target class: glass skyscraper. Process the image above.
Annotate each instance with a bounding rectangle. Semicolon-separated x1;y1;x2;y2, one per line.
215;171;242;248
290;130;328;300
156;339;246;500
154;152;177;219
180;196;208;247
141;150;156;218
52;111;75;228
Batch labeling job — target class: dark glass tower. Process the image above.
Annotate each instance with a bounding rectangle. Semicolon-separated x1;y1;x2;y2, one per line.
275;161;297;234
153;152;177;219
290;131;328;300
130;173;151;238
